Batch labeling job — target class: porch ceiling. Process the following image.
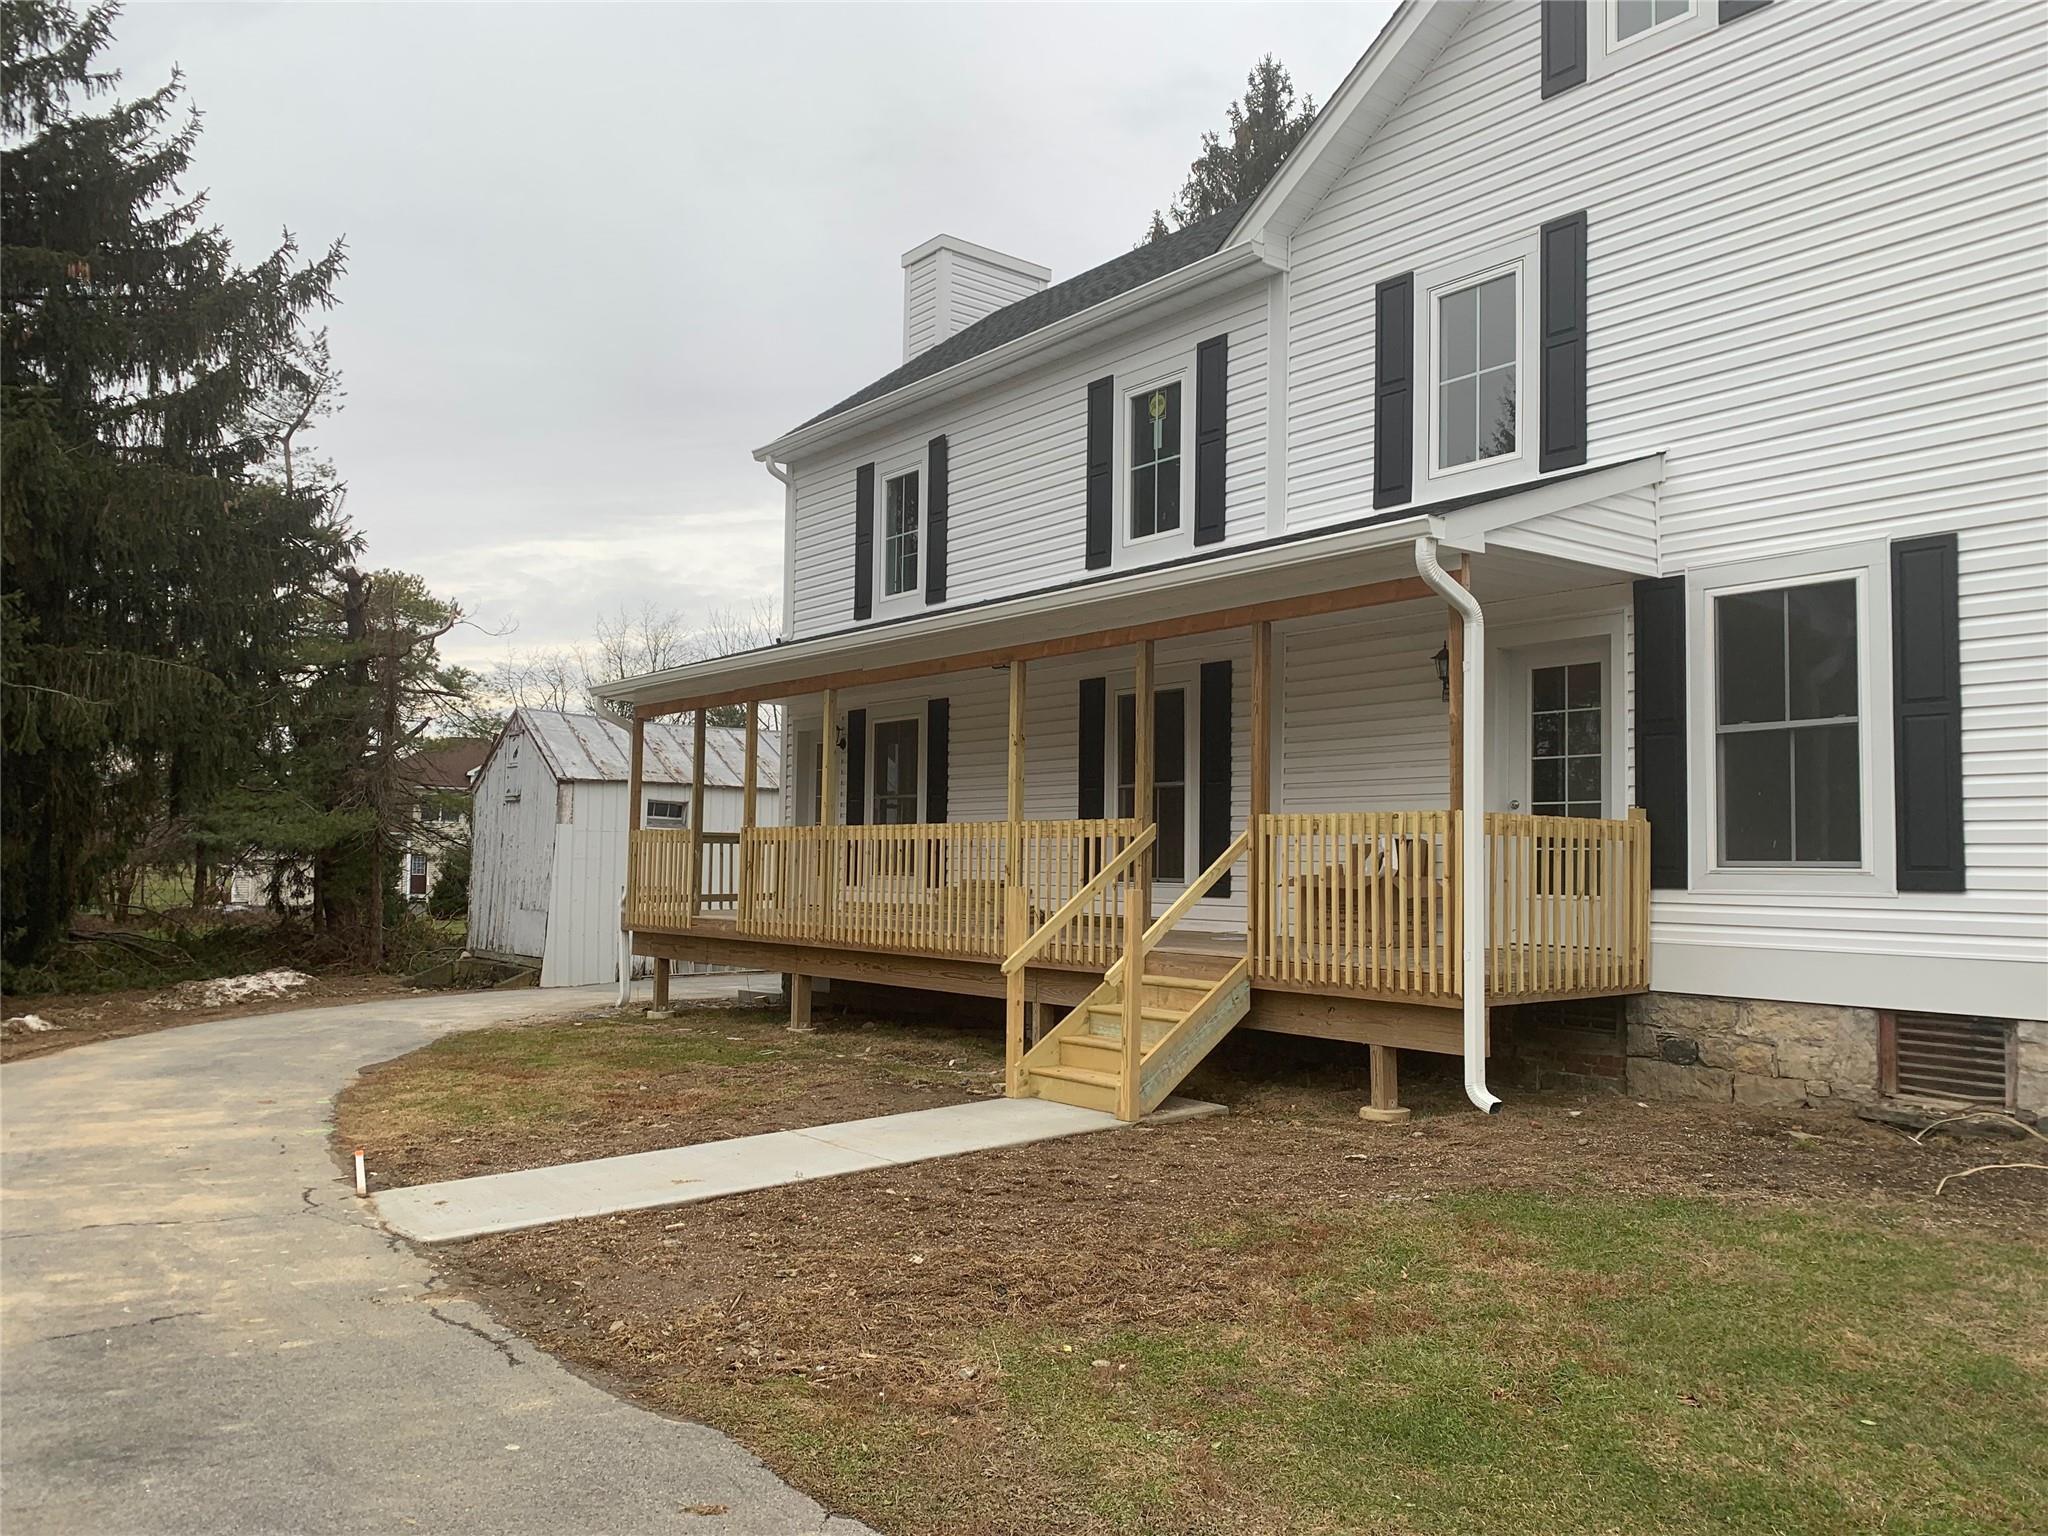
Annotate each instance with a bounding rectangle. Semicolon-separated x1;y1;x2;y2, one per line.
600;453;1664;717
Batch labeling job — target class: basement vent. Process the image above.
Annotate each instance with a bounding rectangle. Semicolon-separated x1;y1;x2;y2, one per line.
1884;1013;2015;1107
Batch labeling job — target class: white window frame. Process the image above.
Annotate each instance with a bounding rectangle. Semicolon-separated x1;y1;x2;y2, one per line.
1685;543;1896;897
1415;232;1540;498
874;449;923;618
1589;0;1719;81
645;796;690;825
1115;360;1196;565
867;710;924;825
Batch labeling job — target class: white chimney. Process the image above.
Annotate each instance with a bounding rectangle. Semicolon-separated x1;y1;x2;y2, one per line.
901;235;1051;363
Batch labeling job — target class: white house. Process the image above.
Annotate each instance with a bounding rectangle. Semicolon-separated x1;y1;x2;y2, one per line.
594;0;2045;1122
468;709;780;986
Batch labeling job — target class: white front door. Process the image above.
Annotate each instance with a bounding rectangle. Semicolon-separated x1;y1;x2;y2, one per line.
1496;639;1615;819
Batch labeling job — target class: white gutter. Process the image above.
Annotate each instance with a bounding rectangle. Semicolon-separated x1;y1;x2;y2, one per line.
1415;534;1500;1115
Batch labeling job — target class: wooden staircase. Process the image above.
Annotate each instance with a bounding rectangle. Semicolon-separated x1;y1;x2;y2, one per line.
1019;959;1250;1117
1002;824;1252;1121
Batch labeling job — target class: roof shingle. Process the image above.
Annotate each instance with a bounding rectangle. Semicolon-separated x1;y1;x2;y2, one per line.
790;204;1247;435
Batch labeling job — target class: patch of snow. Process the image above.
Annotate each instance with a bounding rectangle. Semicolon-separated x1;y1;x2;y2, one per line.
2;1014;61;1035
167;969;312;1009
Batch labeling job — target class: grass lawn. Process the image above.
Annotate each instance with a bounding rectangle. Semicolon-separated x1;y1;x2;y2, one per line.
338;1003;2048;1536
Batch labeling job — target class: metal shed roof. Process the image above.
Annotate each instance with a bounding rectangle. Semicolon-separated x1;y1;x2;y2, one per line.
513;709;780;788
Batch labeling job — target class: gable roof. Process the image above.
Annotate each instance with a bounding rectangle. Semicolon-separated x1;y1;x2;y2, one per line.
399;737;489;793
788;204;1249;436
507;709;780;789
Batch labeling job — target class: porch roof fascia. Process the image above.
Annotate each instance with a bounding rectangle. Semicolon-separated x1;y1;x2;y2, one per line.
601;452;1666;717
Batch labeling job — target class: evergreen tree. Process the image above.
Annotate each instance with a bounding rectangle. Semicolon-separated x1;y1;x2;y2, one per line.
1145;55;1318;241
1;0;351;965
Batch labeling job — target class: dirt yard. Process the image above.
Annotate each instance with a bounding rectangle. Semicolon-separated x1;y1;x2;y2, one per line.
337;1001;2048;1536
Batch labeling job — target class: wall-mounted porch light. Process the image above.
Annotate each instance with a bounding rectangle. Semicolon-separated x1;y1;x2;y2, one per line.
1433;644;1451;703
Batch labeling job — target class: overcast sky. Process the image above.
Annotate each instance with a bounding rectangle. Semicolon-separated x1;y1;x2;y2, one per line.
111;2;1393;667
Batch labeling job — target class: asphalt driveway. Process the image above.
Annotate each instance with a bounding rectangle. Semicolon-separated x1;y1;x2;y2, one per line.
0;983;872;1536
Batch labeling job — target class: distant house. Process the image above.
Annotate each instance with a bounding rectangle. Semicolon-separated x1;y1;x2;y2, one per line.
398;737;489;902
468;708;780;986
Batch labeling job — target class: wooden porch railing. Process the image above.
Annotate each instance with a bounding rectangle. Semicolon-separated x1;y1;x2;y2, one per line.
1248;809;1650;1001
730;818;1145;961
625;829;741;928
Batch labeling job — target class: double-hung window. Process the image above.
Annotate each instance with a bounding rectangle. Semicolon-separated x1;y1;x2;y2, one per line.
1612;0;1694;47
1115;688;1187;882
1715;580;1861;866
1435;270;1518;472
871;717;920;825
1127;382;1182;541
882;470;919;599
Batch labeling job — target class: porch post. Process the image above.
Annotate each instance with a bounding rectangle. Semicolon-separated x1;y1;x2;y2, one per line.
626;713;645;1006
1249;620;1272;957
687;708;707;927
820;688;839;826
1006;659;1027;878
1004;884;1029;1095
811;687;839;1005
1134;638;1155;918
740;701;758;921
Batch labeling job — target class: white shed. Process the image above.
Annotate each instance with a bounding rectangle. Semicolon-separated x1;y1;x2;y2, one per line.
468;708;780;986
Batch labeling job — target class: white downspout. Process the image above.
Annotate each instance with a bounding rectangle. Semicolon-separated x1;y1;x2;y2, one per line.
1415;535;1501;1114
616;889;634;1008
764;458;795;642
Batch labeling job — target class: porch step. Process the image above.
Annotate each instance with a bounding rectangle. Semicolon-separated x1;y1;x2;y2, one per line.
1084;1003;1184;1026
1142;974;1212;992
1026;1063;1121;1114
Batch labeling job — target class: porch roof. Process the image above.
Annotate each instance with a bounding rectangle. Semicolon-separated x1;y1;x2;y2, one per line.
599;453;1664;718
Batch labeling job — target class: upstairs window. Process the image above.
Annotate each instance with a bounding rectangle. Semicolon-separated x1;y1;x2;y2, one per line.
883;470;919;598
1715;579;1861;866
1435;270;1519;472
1128;382;1182;540
1612;0;1695;47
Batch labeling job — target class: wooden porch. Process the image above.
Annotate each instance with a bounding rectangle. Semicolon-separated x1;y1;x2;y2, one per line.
626;809;1652;1010
616;559;1655;1119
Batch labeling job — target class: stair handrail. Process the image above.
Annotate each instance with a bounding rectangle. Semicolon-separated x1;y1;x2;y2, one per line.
1103;826;1251;987
1000;824;1157;975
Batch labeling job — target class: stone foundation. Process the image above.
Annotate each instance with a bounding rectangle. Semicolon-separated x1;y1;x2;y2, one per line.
1615;993;2045;1116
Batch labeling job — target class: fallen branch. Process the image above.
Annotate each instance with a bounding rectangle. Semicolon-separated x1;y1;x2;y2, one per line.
1909;1111;2046;1145
1934;1162;2048;1197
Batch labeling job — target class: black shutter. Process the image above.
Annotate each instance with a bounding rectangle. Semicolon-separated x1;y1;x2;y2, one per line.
925;697;950;824
1077;677;1106;818
1633;576;1688;889
925;436;948;604
1721;0;1772;22
1892;534;1965;892
1539;211;1589;474
844;708;867;826
1198;661;1233;898
1372;273;1414;509
1085;378;1114;569
1541;1;1587;98
1194;334;1229;546
853;464;875;621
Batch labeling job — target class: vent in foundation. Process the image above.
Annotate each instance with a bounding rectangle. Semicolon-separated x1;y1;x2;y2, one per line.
1884;1013;2014;1107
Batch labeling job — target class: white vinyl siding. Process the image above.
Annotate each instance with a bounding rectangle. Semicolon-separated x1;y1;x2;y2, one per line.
1272;0;2044;1013
787;289;1268;635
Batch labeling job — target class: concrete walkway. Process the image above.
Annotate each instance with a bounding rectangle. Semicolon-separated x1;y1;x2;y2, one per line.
1;981;873;1536
377;1095;1225;1244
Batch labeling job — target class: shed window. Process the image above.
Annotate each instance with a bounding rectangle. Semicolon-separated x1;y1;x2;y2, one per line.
646;798;688;824
1715;579;1860;865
